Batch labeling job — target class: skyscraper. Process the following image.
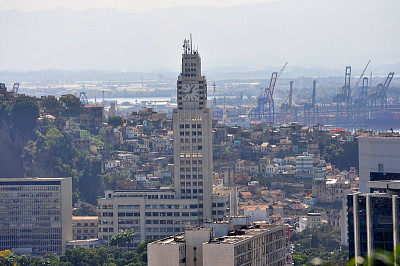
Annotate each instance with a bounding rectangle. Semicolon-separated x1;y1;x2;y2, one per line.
173;37;213;221
98;37;229;246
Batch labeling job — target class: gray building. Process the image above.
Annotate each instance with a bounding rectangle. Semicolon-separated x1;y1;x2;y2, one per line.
347;180;400;263
0;177;72;256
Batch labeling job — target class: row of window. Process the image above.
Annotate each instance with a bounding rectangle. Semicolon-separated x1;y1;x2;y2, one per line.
145;227;181;233
179;153;203;158
184;63;197;66
74;229;96;234
180;174;203;179
180;182;203;186
180;160;203;165
179;131;203;136
0;186;60;191
118;205;140;209
180;146;203;151
180;167;203;171
145;211;198;217
74;222;97;227
145;218;199;225
180;189;204;194
178;117;203;122
118;212;140;217
181;138;202;143
180;124;202;129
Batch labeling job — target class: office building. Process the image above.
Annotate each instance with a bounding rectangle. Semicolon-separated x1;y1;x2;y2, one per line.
148;222;286;266
0;177;72;256
98;37;229;247
358;134;400;193
346;181;400;263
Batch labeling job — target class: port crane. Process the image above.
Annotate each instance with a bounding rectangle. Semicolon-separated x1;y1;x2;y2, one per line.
303;80;319;125
247;62;287;124
79;92;89;105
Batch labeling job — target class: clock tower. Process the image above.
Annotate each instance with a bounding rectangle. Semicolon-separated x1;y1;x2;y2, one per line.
173;37;212;221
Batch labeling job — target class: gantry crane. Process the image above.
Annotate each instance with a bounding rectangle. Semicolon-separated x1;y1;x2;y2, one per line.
246;63;287;123
333;66;352;124
280;81;294;123
303;80;319;125
370;72;394;111
12;83;19;94
79;92;89;105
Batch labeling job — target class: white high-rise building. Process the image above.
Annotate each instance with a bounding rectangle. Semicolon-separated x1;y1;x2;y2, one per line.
173;37;213;221
98;37;229;247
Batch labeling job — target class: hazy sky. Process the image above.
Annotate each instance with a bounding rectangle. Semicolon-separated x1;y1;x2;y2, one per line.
0;0;399;73
0;0;277;13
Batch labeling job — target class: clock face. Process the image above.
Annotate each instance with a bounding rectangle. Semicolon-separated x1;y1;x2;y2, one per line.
182;84;200;101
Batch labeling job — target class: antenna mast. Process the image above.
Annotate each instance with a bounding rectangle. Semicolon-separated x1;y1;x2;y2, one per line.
213;82;216;107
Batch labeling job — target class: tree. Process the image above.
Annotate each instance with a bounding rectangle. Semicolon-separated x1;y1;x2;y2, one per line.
60;94;82;114
110;229;135;250
9;95;40;136
234;172;251;185
108;116;124;128
42;95;62;115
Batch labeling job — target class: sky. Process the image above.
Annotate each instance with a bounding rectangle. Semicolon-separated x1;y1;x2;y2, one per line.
0;0;399;73
0;0;277;13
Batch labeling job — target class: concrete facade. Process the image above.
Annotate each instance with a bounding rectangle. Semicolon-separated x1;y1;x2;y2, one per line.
0;177;72;256
72;216;98;240
358;136;400;193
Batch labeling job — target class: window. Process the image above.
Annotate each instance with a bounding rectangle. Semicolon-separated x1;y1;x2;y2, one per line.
378;163;384;172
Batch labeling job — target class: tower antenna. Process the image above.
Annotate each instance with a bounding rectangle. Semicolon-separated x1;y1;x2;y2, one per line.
190;34;192;54
213;82;216;107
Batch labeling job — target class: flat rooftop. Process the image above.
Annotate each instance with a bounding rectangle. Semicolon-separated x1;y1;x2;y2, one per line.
206;225;283;245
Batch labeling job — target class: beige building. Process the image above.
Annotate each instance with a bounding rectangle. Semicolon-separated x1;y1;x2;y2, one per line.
306;212;322;228
0;177;72;256
148;223;286;266
72;216;98;240
98;189;228;247
312;178;351;203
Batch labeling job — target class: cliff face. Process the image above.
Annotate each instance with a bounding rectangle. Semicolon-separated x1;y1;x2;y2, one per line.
0;118;25;177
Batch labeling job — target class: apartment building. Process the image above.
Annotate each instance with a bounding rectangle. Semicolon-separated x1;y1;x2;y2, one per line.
72;216;98;240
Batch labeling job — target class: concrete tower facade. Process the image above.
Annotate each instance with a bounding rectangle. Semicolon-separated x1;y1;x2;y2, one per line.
173;37;213;221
